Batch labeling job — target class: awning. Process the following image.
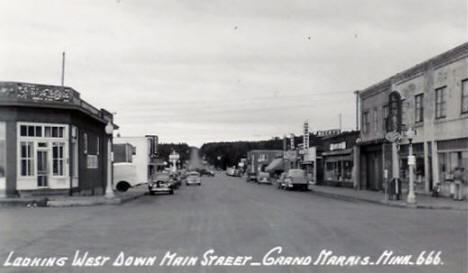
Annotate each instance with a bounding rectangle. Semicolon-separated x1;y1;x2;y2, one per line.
265;158;284;172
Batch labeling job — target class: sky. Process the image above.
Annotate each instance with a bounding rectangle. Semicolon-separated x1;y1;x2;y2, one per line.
0;0;466;147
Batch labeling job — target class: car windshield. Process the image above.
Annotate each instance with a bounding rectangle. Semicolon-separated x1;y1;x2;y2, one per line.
288;169;305;177
189;172;200;176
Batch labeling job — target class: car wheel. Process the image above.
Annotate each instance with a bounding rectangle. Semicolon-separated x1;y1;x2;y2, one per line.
149;191;155;195
170;190;174;194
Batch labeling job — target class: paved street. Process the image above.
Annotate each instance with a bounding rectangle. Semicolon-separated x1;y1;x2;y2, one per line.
0;173;466;273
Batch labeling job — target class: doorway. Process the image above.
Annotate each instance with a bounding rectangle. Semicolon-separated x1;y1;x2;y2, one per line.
37;149;48;187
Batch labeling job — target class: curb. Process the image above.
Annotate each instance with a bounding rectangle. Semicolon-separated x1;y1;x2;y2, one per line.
0;191;147;208
309;189;467;210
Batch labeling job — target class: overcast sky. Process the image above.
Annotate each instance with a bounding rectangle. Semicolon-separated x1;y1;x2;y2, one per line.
0;0;466;147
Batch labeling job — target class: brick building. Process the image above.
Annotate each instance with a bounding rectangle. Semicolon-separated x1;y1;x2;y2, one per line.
357;42;468;196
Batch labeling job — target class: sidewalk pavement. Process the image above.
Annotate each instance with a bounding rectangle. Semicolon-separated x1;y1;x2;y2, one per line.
308;184;467;210
0;184;148;208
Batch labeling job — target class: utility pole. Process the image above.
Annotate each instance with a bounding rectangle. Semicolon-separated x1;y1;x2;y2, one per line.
354;90;360;131
339;113;342;131
61;52;65;87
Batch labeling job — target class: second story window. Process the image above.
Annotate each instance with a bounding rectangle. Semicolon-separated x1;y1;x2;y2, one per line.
362;111;370;134
435;87;447;119
373;108;378;132
415;94;424;122
462;79;468;114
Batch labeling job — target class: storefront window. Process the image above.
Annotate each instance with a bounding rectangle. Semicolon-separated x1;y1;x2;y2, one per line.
439;151;464;182
52;142;65;176
20;141;34;176
325;160;353;182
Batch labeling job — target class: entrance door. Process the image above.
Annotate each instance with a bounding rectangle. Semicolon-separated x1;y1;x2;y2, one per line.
367;151;383;191
37;150;48;187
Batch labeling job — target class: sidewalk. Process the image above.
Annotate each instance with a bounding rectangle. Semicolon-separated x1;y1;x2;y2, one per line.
0;184;148;208
308;184;468;210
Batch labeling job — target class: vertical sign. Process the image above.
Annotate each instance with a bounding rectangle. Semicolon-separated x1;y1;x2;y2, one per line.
387;91;402;133
290;133;295;150
303;121;309;150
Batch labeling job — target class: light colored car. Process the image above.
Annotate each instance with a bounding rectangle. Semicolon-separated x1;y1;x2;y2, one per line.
186;171;201;186
281;169;307;190
256;171;271;184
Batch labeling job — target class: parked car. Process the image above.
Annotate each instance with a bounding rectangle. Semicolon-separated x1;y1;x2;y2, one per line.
197;168;215;177
256;171;271;184
186;171;202;186
226;167;236;176
280;169;308;190
246;171;257;182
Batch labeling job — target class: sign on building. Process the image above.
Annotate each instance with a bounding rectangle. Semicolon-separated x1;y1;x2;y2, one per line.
87;155;98;169
330;141;346;151
290;134;295;150
303;121;309;150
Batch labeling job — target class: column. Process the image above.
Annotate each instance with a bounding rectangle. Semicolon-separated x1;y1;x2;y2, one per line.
423;141;430;193
431;141;439;186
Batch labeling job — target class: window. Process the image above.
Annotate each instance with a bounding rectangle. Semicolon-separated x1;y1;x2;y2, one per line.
20;125;42;137
435;87;447;119
83;133;88;154
52;142;65;176
42;126;64;138
362;111;370;133
373;108;378;132
462;79;468;113
20;141;34;176
415;94;424;122
382;105;389;130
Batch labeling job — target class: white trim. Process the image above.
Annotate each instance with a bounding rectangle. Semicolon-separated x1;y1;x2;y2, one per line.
16;122;70;190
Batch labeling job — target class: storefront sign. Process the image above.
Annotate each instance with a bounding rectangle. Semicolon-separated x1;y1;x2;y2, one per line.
387;91;402;133
316;129;341;137
303;147;316;163
408;155;416;165
290;134;295;150
330;141;346;151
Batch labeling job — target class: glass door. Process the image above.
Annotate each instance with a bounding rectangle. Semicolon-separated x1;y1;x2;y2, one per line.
37;150;48;187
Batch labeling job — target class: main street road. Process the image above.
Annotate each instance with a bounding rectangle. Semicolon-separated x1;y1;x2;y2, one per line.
0;173;466;273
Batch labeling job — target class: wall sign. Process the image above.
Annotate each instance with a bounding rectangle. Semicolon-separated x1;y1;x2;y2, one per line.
87;155;98;169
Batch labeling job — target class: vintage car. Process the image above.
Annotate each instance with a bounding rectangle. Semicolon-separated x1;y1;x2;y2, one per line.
246;171;257;182
279;169;308;190
186;171;202;186
148;172;174;195
256;171;272;184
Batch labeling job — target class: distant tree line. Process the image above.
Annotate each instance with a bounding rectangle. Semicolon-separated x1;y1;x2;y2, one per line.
200;139;284;170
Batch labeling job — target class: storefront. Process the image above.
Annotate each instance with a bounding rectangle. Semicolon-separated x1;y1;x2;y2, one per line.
322;148;354;187
0;81;115;197
436;138;468;196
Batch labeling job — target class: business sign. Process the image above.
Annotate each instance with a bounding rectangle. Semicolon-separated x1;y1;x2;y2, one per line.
316;129;341;137
330;141;346;151
387;91;402;133
290;134;295;150
303;121;309;150
169;152;180;161
87;155;98;169
303;147;316;163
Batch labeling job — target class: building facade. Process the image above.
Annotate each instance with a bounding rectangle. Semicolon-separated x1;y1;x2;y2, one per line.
320;131;360;188
0;82;115;197
358;42;468;196
246;150;283;175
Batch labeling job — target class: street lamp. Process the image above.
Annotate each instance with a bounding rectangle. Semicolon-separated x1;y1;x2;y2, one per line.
406;127;416;204
104;122;115;199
